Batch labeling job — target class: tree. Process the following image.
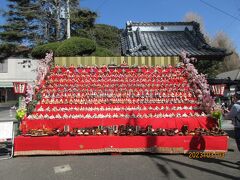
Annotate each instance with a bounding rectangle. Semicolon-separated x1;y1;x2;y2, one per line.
39;0;86;42
71;8;97;33
212;32;240;71
183;12;210;43
72;24;121;55
0;0;98;57
0;0;39;59
183;12;217;77
40;0;70;42
0;0;120;58
93;24;121;55
0;1;36;44
183;12;240;77
184;12;205;34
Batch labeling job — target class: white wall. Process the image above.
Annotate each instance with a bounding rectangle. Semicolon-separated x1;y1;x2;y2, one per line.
0;58;39;86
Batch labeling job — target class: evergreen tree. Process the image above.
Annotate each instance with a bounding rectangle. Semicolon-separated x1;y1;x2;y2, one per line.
0;0;39;58
183;12;240;77
0;0;120;58
0;0;82;58
71;8;97;34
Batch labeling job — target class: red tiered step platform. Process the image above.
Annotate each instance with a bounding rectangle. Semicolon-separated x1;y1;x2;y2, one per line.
14;66;228;155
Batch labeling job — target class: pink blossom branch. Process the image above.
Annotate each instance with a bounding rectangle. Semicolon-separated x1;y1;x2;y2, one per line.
181;50;215;113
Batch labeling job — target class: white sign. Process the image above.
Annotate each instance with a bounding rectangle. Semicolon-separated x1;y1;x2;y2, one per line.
0;122;13;140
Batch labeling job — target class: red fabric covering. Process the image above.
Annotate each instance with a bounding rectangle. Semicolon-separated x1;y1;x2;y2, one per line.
21;117;216;133
14;135;228;154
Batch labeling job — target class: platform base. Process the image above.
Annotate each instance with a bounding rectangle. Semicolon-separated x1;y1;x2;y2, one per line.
14;136;228;156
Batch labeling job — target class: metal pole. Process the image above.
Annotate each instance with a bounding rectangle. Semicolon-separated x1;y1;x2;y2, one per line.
66;0;71;39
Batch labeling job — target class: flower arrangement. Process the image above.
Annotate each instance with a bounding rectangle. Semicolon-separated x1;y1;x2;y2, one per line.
211;110;222;120
16;108;27;121
211;104;223;128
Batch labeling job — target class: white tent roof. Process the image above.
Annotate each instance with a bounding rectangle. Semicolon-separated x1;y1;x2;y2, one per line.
216;69;240;80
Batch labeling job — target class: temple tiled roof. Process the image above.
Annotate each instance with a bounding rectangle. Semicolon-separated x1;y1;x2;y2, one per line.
121;21;227;58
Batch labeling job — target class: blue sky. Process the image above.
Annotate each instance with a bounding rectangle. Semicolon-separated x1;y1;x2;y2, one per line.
1;0;240;53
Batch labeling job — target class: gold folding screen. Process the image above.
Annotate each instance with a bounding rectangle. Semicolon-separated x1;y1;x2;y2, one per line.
54;56;180;67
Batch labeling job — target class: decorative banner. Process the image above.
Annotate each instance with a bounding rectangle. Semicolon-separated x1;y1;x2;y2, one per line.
13;82;27;94
211;84;226;96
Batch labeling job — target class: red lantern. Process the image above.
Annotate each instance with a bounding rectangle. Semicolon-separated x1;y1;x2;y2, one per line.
211;84;225;96
13;82;27;94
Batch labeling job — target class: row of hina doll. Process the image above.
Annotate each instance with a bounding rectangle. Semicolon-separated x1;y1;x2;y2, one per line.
28;111;206;120
36;105;200;112
41;91;195;99
40;97;199;105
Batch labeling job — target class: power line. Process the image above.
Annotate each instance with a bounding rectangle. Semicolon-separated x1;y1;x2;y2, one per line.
96;0;109;11
199;0;240;22
221;14;240;29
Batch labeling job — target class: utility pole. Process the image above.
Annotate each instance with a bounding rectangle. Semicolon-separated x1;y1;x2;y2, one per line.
66;0;71;39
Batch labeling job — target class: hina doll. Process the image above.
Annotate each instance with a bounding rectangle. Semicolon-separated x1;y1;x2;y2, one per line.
138;67;142;73
182;113;188;118
38;106;44;112
194;112;200;117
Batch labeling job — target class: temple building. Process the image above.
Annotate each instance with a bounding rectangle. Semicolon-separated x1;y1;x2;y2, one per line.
121;21;228;60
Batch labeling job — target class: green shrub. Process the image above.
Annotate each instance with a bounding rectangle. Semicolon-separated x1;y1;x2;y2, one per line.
91;46;115;57
31;42;60;59
55;37;96;57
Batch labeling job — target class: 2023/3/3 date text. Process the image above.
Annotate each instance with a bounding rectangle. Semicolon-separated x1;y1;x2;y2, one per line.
189;152;225;158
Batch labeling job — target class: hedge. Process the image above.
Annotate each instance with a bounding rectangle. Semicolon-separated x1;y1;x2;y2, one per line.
55;37;96;57
31;42;60;59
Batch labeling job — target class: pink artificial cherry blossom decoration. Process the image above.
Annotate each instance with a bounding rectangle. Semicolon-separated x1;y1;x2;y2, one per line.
181;50;215;113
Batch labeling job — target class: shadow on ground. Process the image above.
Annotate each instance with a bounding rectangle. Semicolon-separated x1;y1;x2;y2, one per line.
148;155;240;179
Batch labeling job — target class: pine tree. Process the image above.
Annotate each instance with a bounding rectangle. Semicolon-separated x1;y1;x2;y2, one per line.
0;0;109;58
0;0;39;59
